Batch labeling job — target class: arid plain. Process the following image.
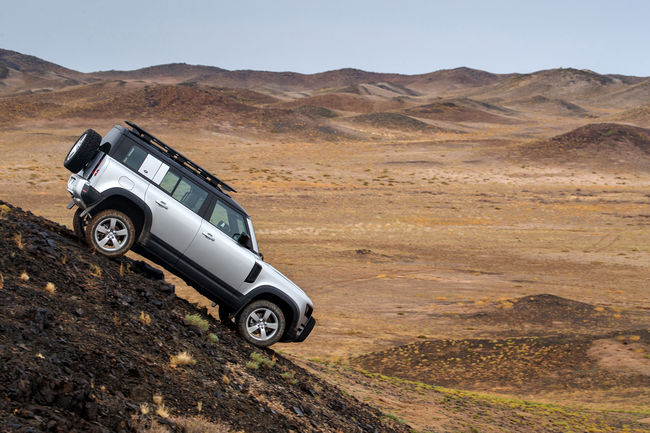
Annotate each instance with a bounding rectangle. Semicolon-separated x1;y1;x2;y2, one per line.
1;48;649;431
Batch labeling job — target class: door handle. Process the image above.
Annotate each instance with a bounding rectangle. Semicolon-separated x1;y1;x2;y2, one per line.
155;200;168;209
202;232;215;241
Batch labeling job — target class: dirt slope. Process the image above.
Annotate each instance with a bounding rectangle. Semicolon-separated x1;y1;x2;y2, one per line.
0;201;409;433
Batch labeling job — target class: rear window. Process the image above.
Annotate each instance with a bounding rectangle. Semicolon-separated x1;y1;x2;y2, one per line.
122;145;148;171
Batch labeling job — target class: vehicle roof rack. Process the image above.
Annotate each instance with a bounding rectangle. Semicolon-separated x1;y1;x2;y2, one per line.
125;121;236;193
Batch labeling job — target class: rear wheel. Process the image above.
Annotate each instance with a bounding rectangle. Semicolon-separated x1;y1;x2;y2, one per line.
64;129;101;173
72;207;87;243
237;300;285;347
86;210;135;258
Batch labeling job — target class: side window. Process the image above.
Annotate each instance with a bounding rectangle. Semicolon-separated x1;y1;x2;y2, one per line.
171;178;208;213
122;145;148;171
208;199;250;240
159;171;180;194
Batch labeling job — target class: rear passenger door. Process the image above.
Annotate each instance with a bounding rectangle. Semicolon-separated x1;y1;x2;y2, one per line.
143;167;207;258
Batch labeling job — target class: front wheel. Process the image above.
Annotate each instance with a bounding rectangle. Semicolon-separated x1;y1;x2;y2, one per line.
86;210;136;258
237;300;286;347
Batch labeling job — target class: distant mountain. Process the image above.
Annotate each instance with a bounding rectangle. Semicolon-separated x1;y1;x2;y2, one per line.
465;68;643;105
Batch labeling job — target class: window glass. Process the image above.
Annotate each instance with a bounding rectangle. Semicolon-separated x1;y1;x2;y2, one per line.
209;199;250;240
122;145;148;171
171;178;208;213
159;171;180;194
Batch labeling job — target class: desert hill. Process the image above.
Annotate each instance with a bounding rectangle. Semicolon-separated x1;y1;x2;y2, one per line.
506;95;594;118
405;98;519;123
0;48;92;95
516;123;650;169
0;201;410;433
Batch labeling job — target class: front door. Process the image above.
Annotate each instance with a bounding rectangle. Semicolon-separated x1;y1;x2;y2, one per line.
182;199;256;293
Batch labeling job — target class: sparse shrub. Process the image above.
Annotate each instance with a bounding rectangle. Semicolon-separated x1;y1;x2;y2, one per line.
208;333;219;344
140;403;150;415
185;313;209;332
221;374;230;385
139;311;152;325
170;351;196;367
20;272;29;282
245;361;260;370
13;233;23;249
89;264;102;277
281;371;298;385
250;352;275;368
44;282;56;294
0;204;10;218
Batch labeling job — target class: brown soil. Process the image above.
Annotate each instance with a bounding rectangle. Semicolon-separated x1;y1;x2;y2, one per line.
465;293;632;329
352;330;650;393
0;201;409;433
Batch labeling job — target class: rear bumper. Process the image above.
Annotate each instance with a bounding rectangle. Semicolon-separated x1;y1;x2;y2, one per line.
67;174;101;209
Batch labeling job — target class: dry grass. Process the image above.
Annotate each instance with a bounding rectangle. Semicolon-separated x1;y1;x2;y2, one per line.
152;394;163;405
170;351;196;367
13;233;23;249
0;271;3;290
139;311;152;325
20;271;29;282
89;264;102;278
44;282;56;294
155;403;170;418
172;415;231;433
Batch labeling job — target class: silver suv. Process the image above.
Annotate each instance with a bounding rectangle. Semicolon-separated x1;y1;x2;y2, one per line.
63;121;315;347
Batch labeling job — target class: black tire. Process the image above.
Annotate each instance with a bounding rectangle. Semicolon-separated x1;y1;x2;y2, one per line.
237;300;285;347
218;306;236;329
64;129;102;173
72;207;87;243
85;210;136;258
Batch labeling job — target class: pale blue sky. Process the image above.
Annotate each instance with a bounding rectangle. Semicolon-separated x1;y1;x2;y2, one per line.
2;0;648;75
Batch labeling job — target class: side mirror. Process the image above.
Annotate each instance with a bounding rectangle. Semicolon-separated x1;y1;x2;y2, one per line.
237;233;250;247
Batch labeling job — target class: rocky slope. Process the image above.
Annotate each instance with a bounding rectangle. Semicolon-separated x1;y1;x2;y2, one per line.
0;201;409;433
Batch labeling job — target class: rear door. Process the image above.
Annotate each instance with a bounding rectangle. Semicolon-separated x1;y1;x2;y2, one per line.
143;168;207;258
182;197;257;293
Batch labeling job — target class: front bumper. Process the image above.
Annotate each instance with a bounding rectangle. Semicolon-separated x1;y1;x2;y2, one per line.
293;316;315;343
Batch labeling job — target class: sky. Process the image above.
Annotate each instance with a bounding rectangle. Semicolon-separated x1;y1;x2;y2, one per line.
1;0;649;76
